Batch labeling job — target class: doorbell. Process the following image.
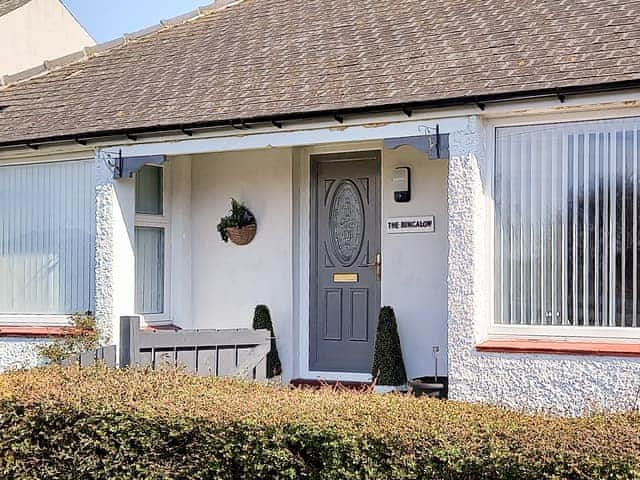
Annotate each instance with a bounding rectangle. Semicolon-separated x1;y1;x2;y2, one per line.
393;167;411;203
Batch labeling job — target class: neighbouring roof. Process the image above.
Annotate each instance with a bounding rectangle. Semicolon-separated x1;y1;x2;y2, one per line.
0;0;30;17
1;0;640;147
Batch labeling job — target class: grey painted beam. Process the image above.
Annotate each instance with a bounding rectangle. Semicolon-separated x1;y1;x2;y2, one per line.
384;134;450;159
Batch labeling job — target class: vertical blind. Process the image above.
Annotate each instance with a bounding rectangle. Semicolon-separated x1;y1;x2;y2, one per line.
134;227;165;315
495;117;640;327
0;160;96;315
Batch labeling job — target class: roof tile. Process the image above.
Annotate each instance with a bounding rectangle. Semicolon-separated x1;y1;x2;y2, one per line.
2;0;640;145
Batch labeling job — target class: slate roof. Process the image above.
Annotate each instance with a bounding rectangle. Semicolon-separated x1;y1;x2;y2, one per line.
0;0;30;17
1;0;640;146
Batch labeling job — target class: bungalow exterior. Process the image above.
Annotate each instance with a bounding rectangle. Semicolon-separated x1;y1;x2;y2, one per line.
1;0;640;415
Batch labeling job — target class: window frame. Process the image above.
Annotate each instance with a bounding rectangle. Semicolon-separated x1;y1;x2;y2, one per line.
0;156;96;327
487;110;640;341
134;164;171;325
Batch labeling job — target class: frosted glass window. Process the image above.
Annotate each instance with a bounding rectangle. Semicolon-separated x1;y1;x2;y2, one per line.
135;165;163;215
495;117;640;327
135;227;164;315
0;160;96;314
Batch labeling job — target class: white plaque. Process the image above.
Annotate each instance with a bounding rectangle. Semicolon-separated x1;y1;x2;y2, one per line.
386;216;435;234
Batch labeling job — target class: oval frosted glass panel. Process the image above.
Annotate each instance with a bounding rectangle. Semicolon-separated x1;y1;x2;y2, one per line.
329;180;364;266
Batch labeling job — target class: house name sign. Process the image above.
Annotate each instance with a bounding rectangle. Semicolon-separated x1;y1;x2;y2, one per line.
386;216;435;234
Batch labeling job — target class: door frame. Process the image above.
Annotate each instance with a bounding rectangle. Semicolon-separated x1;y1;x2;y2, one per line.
308;150;382;375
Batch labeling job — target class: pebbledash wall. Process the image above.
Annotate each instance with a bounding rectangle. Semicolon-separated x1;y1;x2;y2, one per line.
0;338;48;370
447;115;640;416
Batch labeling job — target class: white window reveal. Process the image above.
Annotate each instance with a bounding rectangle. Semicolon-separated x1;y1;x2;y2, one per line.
495;117;640;330
134;165;170;320
0;159;96;316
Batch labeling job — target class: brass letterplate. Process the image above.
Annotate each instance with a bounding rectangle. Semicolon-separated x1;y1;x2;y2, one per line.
333;273;359;283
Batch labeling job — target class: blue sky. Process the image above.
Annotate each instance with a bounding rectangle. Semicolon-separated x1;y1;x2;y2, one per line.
62;1;207;43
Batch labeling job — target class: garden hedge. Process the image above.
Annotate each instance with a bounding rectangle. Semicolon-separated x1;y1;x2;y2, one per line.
0;367;639;479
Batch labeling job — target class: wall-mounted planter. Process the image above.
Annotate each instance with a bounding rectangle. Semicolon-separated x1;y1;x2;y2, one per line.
226;224;257;246
217;199;257;245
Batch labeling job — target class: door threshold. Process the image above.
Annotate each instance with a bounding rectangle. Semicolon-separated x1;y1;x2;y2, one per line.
290;378;372;391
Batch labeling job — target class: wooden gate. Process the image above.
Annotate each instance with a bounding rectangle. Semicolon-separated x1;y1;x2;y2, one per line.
119;317;271;379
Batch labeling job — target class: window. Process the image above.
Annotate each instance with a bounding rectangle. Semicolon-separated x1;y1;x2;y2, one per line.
0;160;96;315
495;117;639;329
135;165;169;318
135;164;163;215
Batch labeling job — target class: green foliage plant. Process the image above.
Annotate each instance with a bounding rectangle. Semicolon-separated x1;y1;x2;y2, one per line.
0;366;639;479
252;305;282;378
37;312;101;364
372;306;407;386
217;198;256;242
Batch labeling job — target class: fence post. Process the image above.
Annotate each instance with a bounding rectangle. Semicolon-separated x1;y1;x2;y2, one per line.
119;316;140;367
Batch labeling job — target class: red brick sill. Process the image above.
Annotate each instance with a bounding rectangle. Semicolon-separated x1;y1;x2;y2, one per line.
143;324;182;332
0;326;85;338
0;324;181;338
476;339;640;357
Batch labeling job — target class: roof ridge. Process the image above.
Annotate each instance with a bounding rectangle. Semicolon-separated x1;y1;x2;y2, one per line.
0;0;244;89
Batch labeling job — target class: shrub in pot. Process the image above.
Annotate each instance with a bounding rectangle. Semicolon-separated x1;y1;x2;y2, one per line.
217;198;257;245
371;306;407;392
252;305;282;378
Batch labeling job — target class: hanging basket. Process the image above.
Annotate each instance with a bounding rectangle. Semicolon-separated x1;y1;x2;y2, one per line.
226;224;257;246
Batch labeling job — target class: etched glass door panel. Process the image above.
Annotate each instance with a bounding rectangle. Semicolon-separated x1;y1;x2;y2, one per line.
329;180;365;267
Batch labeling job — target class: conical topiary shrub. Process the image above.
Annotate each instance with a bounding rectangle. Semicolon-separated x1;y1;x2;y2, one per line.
371;306;407;387
252;305;282;378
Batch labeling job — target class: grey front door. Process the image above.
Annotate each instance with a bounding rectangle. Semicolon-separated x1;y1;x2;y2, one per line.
310;152;381;373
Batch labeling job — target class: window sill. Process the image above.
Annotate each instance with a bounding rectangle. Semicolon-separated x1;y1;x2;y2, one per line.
0;315;72;327
476;339;640;357
0;326;79;338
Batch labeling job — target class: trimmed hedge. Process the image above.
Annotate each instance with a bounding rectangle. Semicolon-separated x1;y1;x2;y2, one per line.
0;367;639;479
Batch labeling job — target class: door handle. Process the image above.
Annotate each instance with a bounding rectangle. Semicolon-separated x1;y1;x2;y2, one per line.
366;253;381;281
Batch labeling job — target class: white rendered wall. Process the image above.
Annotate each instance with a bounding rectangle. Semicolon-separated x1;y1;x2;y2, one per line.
0;0;94;77
447;115;640;415
381;147;449;379
190;149;294;378
168;156;193;328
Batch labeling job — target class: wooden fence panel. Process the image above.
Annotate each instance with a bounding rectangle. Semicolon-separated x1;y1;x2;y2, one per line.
119;316;270;379
63;318;270;381
62;345;117;368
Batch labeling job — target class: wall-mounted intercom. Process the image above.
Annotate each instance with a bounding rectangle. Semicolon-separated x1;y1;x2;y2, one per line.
392;167;411;203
